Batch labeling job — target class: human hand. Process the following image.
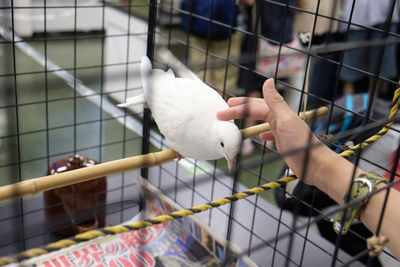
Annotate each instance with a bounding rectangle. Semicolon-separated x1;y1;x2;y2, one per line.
217;79;322;183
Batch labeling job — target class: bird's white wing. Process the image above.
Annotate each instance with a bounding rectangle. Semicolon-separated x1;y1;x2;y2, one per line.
148;75;228;156
134;56;233;159
146;75;198;143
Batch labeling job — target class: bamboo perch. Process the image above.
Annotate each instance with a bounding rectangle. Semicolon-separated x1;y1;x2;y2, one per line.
0;106;327;202
241;106;328;139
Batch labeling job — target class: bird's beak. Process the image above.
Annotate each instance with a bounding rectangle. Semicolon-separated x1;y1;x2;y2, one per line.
226;156;234;173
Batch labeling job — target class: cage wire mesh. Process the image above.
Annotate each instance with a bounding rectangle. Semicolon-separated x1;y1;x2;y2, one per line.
0;0;400;266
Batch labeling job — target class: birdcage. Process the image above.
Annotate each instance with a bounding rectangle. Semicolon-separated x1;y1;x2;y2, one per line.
0;0;399;266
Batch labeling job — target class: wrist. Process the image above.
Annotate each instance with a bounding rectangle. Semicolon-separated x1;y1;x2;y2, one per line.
333;171;388;235
359;182;387;223
305;141;333;186
306;142;363;204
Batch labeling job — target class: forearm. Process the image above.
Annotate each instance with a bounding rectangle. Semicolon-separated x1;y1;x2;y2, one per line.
306;142;400;258
286;131;363;204
307;143;363;204
219;80;400;257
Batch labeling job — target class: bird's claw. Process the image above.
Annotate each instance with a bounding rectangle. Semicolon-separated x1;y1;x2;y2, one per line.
176;152;183;161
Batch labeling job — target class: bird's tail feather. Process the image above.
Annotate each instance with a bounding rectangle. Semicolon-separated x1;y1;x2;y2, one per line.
117;93;146;107
166;68;175;78
140;56;153;92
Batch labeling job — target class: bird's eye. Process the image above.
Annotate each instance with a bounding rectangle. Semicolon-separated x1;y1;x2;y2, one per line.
220;142;224;147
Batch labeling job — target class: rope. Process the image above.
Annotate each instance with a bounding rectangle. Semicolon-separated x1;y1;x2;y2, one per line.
0;85;398;265
340;86;400;158
367;235;389;257
0;176;296;266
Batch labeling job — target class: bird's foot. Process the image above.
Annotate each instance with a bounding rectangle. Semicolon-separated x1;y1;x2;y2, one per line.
176;152;183;161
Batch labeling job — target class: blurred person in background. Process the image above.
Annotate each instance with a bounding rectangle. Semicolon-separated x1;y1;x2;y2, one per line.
180;0;241;97
237;0;299;155
339;0;399;97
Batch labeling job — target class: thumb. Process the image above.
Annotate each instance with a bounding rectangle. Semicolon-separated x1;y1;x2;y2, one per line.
263;79;291;117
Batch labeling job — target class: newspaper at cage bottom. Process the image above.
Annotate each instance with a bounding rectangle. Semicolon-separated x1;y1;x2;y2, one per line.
15;179;256;267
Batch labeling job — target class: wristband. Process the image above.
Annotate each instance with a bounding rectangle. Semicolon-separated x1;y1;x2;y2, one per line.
333;171;388;235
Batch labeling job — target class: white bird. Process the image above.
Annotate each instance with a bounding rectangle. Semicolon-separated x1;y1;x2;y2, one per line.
118;56;242;171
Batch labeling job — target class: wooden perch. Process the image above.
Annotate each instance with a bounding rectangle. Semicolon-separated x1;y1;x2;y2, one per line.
0;106;327;202
241;106;328;139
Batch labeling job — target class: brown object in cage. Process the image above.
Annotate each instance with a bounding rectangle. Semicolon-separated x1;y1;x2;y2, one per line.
44;155;107;236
